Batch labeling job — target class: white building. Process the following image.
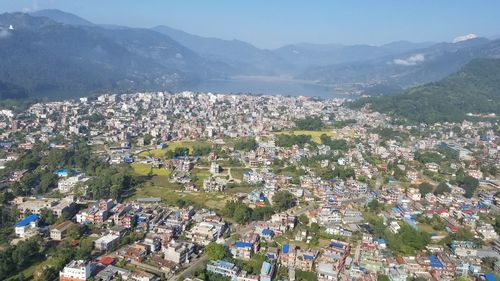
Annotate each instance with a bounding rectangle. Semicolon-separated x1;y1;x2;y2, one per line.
59;260;92;281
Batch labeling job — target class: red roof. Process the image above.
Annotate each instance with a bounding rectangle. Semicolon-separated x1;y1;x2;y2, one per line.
98;256;115;265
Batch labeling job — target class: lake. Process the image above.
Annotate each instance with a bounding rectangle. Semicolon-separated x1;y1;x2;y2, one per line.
185;77;346;99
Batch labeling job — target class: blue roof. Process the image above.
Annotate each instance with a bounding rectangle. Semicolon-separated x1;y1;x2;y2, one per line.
428;256;443;269
16;214;39;227
262;229;274;236
282;244;289;254
235;241;253;248
213;260;236;269
266;253;275;259
330;242;346;249
303;254;315;260
261;262;272;275
484;273;496;281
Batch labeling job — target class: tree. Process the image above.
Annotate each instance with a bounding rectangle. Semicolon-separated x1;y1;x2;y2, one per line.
234;138;257;152
462;176;479;198
298;214;309;225
39;208;57;225
434;181;451;195
272;191;296;212
367;199;383;213
175;199;186;208
418;182;433;196
295;116;324;130
377;275;390;281
205;242;227;260
233;205;252;224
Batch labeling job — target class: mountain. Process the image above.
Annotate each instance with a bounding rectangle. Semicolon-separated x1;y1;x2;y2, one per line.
351;58;500;123
0;12;225;99
152;25;290;75
31;9;94;26
272;41;435;68
300;37;500;89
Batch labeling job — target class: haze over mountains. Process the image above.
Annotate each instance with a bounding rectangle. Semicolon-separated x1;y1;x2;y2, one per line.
0;9;499;100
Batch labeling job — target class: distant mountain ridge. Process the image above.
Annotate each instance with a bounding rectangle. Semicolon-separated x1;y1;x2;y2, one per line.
300;37;500;88
351;58;500;123
152;25;291;75
0;12;226;99
0;8;498;100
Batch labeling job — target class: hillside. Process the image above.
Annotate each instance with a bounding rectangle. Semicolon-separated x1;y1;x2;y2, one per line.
0;13;224;100
152;25;290;75
351;58;500;123
300;38;500;88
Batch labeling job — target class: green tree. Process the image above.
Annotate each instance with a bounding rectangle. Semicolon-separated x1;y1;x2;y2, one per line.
418;182;433;196
462;176;479;198
434;181;451;195
205;242;227;260
272;191;296;212
298;214;309;225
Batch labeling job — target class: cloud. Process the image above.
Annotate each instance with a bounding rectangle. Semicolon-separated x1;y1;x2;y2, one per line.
393;54;425;66
452;33;477;43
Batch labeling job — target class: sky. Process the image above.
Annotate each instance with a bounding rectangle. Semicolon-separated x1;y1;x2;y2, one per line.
1;0;500;49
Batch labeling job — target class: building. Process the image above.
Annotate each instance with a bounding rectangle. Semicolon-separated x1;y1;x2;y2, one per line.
59;260;92;281
94;234;120;251
163;241;195;264
15;214;39;238
206;260;239;280
260;262;275;281
51;221;75;241
15;196;75;217
58;174;88;193
316;262;338;281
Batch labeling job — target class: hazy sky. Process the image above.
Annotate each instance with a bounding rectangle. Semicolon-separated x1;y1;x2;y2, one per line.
1;0;500;48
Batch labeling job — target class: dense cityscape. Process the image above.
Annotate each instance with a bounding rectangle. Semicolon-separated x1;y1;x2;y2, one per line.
0;92;498;281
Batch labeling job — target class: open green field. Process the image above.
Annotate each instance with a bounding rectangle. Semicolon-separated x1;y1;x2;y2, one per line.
132;176;227;210
137;140;211;158
230;168;251;181
275;130;336;143
192;167;211;187
131;162;171;176
418;223;447;236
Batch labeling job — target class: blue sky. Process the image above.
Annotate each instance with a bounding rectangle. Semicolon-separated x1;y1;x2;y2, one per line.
1;0;499;48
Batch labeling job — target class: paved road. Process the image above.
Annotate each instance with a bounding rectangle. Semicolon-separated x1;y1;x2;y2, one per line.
168;255;208;281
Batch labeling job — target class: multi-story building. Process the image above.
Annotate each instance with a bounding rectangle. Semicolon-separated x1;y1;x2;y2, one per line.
59;260;92;281
50;220;75;241
206;260;239;280
163;241;195;264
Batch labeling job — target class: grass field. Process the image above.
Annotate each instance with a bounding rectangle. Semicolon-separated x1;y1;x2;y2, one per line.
138;140;211;158
192;168;211;187
418;223;447;236
132;176;229;210
131;162;171;176
275;130;336;143
230;168;251;181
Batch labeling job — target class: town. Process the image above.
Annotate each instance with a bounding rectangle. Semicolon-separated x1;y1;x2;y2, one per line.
0;91;498;281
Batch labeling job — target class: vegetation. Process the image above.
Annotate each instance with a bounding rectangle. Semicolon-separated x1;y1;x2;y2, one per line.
222;202;274;224
233;138;258;152
351;59;500;123
275;134;313;148
272;191;296;212
205;242;228;260
295;116;324;130
320;134;348;151
418;182;434;196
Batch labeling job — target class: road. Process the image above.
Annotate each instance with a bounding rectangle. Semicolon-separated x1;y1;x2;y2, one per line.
168;255;208;281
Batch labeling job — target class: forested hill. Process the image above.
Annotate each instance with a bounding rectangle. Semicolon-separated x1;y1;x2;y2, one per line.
351;58;500;123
